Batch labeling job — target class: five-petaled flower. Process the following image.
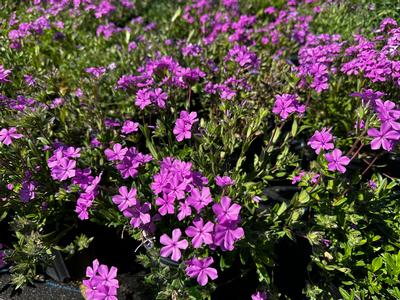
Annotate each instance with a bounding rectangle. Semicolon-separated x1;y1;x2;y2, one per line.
185;256;218;286
325;149;350;173
0;127;23;146
160;228;188;261
185;218;214;248
308;127;335;154
212;196;241;223
112;186;137;212
368;123;400;151
104;143;128;161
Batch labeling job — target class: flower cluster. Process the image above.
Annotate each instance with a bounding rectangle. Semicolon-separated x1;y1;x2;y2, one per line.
83;259;119;300
173;111;198;142
117;56;205;110
297;34;343;92
272;94;305;120
47;146;102;219
225;44;259;70
307;127;334;154
104;144;152;179
341;19;400;84
47;146;80;181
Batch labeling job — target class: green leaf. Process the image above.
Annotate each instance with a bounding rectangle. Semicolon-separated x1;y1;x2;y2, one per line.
371;257;383;272
277;202;287;216
171;7;182;23
291;118;298;136
298;190;310;204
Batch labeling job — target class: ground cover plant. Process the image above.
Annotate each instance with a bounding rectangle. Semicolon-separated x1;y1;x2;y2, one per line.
1;0;400;299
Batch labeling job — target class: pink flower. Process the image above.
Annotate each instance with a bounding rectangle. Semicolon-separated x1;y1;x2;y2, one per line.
97;264;119;289
112;186;137;212
155;193;175;216
325;149;350;173
185;218;214;248
212;196;241;223
173;119;192;142
83;259;119;300
0;65;11;83
215;175;235;187
173;111;198;142
177;200;192;221
185;256;218;286
160;228;188;261
214;221;244;251
272;94;305;120
165;176;187;200
187;187;212;213
51;158;76;181
0;127;23;146
252;291;268;300
307;127;334;154
368;123;400;151
121;120;139;134
104;143;128;161
124;202;152;228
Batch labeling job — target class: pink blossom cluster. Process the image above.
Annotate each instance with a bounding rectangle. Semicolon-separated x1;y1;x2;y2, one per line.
341;18;400;84
104;144;152;179
272;94;305;120
83;259;119;300
47;146;102;219
297;34;343;92
173;111;198;142
117;56;205;110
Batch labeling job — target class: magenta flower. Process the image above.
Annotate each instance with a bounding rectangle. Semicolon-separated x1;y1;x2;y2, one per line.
121;120;139;134
160;228;188;261
185;218;214;248
173;111;198;142
325;149;350;173
112;186;137;212
97;264;119;288
124;202;152;228
173;119;193;142
272;94;305;120
187;187;213;213
24;74;36;86
135;89;152;110
0;65;11;83
150;88;168;108
177;200;192;221
252;291;268;300
214;221;244;251
307;127;334;154
368;123;400;151
85;67;106;78
212;196;241;223
215;175;235;187
179;111;198;125
0;127;23;146
104;143;128;161
83;259;119;300
165;176;187;200
185;256;218;286
51;158;76;181
155;193;175;216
